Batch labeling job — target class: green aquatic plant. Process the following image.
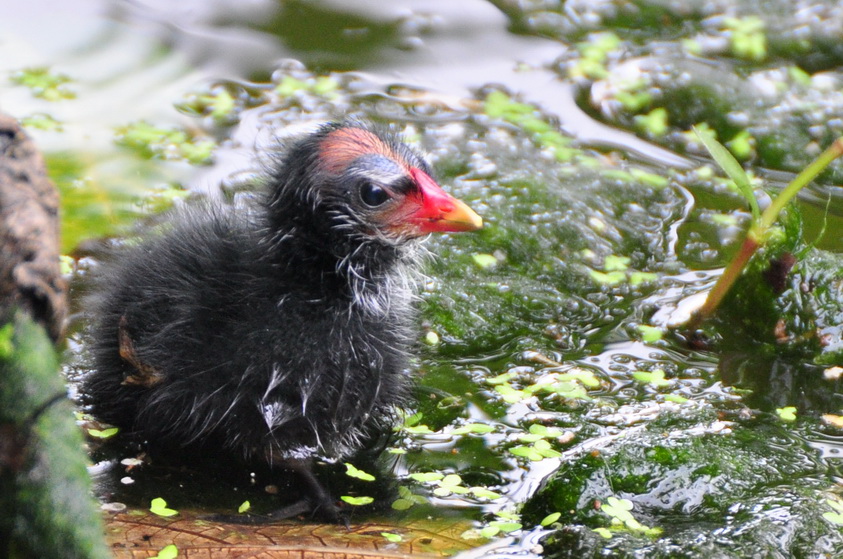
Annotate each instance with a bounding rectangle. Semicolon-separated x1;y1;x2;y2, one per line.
687;131;843;330
631;369;671;388
634;107;668;137
823;498;843;526
483;90;580;162
381;532;403;543
391;485;427;511
344;463;376;481
176;85;238;122
724;16;767;62
151;544;178;559
340;495;374;506
21;113;63;131
598;497;662;538
275;75;339;99
115;121;216;164
149;497;178;517
510;438;562;462
10;67;76;101
461;511;523;540
85;426;118;439
569;32;622;80
775;406;797;422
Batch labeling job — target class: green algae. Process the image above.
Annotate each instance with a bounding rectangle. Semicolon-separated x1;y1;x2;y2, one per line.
36;2;843;556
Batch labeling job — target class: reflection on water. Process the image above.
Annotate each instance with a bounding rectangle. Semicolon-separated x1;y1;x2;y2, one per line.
0;0;694;188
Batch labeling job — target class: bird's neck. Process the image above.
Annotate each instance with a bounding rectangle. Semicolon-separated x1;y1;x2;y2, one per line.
260;219;419;315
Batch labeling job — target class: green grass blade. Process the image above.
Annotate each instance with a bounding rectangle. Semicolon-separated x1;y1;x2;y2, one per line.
694;126;760;220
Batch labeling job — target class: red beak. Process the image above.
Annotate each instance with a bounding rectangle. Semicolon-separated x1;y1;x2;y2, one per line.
404;168;483;234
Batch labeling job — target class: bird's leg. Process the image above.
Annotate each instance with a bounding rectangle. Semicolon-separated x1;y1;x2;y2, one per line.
204;500;313;525
205;458;346;525
280;458;344;523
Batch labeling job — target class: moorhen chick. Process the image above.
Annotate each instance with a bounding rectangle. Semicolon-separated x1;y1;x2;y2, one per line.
82;122;482;520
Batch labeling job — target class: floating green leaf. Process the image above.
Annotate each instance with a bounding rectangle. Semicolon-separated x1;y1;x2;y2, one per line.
87;427;119;439
431;474;469;497
11;67;75;101
823;499;843;525
149;497;178;517
603;255;630;272
486;371;517;385
540;512;562;526
382;532;403;543
593;527;613;539
341;495;374;506
183;88;236;120
469;487;502;500
452;423;496;435
152;544;178;559
115;121;216;165
495;384;529;403
391;486;427;511
488;520;522;535
401;411;423;427
403;424;434;434
409;472;444;483
510;439;562;461
518;423;564;443
637;325;663;343
725;16;767;61
727;130;755;160
391;498;414;511
634;108;668;137
345;463;376;481
21;113;63;131
600;497;662;536
588;269;626;285
632;369;671;387
472;253;498;269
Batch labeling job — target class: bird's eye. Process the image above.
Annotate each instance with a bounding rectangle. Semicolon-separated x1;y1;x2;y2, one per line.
360;183;390;207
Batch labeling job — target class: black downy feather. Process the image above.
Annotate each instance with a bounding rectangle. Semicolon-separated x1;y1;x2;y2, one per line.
81;122;455;518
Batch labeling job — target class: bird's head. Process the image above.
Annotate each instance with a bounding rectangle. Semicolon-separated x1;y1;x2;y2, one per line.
265;123;482;254
314;124;482;239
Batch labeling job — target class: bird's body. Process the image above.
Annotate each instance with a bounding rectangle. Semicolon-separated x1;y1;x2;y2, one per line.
82;122;481;518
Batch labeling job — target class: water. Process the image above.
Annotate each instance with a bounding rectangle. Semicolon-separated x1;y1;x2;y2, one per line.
6;1;843;557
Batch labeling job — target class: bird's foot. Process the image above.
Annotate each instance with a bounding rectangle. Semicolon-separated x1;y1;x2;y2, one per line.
204;499;312;525
310;496;350;528
204;497;348;526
